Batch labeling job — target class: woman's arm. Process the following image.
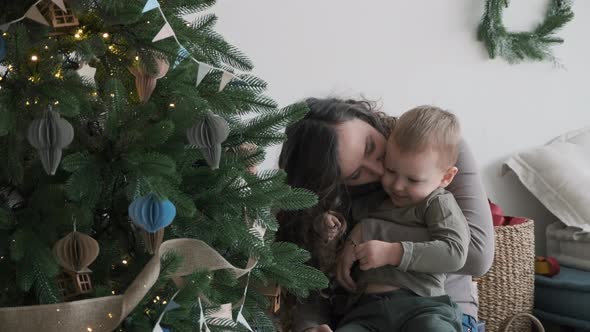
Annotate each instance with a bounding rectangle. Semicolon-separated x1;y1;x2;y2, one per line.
445;139;494;277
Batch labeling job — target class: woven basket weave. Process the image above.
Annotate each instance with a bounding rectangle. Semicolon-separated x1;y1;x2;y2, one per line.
477;220;540;332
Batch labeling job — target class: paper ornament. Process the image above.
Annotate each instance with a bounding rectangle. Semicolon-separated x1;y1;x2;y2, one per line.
142;0;160;13
0;35;6;62
27;107;74;175
186;111;230;169
141;228;164;254
128;56;169;103
128;193;176;233
53;231;100;272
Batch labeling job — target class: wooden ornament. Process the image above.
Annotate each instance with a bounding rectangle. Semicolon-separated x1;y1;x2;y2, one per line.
128;56;169;103
38;0;80;36
186;111;230;169
27;107;74;175
57;269;93;300
141;228;164;254
53;231;99;272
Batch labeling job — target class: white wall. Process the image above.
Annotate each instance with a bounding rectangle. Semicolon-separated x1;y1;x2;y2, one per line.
212;0;590;254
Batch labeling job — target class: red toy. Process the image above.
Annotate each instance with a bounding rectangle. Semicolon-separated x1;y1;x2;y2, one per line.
535;256;561;277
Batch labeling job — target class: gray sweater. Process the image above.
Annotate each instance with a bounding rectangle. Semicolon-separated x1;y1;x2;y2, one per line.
353;187;470;297
292;140;494;332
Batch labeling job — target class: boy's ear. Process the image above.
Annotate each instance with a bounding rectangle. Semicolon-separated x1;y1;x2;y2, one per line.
439;166;458;188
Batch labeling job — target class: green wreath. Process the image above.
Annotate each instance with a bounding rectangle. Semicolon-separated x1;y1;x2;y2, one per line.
477;0;574;63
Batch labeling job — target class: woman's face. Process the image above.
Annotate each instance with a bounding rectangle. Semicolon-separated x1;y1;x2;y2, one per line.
335;119;387;186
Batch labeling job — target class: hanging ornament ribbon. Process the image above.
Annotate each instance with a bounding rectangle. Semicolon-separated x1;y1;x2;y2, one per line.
0;237;264;331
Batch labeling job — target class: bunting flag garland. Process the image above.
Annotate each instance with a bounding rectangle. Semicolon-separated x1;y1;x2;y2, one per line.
138;0;245;91
152;22;175;42
142;0;160;13
0;0;43;32
195;63;211;87
198;297;209;332
25;5;50;26
218;71;233;92
153;291;181;332
52;0;67;11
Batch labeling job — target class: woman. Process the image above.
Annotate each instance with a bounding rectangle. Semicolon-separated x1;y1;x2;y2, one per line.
277;98;494;332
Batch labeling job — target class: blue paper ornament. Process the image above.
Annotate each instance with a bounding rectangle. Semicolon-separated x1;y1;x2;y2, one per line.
0;35;6;62
128;193;176;233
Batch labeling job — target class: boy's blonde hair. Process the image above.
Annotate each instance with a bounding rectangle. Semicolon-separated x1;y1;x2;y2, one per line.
390;105;461;169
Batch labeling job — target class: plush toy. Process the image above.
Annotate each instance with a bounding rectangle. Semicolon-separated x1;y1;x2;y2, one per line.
535;256;560;277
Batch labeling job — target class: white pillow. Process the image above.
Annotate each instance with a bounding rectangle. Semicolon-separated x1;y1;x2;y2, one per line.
503;127;590;232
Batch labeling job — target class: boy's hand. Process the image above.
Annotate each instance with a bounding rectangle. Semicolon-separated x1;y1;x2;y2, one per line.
315;212;343;241
354;241;403;270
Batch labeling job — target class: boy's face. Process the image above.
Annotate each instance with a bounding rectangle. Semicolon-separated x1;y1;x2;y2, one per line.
381;141;457;207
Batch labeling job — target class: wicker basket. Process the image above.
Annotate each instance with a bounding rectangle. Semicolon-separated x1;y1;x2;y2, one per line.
477;220;541;332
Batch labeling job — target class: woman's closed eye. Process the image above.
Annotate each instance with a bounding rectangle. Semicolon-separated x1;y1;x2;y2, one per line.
347;170;361;180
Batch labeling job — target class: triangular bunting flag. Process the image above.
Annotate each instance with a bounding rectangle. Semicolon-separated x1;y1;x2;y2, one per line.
152;22;174;42
0;23;10;32
218;72;233;92
195;63;211;87
25;5;50;26
153;292;181;332
52;0;67;11
236;312;253;332
142;0;160;13
173;46;190;68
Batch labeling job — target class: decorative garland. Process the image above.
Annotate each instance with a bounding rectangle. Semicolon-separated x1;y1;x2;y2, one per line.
477;0;574;63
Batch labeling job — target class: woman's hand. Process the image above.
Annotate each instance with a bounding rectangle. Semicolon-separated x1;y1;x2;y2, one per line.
304;324;333;332
354;241;403;270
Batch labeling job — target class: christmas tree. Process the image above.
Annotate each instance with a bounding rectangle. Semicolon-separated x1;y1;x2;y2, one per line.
0;0;327;331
